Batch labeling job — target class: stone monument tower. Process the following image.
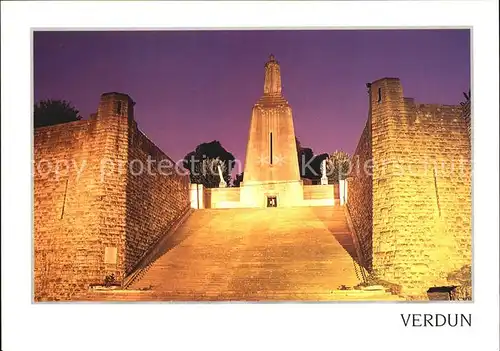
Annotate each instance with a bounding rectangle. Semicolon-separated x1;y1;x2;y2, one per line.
240;55;303;207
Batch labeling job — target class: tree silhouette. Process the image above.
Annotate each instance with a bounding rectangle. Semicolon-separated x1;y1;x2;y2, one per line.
34;99;82;128
183;140;235;188
233;172;244;187
296;137;328;180
460;89;471;106
326;150;351;183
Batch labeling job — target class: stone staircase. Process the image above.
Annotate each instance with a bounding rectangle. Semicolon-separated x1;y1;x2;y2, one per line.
82;207;404;302
80;287;402;302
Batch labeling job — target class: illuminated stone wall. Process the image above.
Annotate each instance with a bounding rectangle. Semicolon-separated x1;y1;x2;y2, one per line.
34;117;128;301
124;125;190;276
303;184;335;200
204;187;241;208
301;184;336;206
349;78;471;296
347;118;373;270
34;92;190;301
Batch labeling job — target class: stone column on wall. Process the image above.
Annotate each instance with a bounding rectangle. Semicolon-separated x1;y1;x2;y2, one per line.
344;178;348;204
198;184;204;208
95;92;135;286
338;179;348;205
190;183;205;209
367;78;404;285
339;179;346;206
97;92;136;121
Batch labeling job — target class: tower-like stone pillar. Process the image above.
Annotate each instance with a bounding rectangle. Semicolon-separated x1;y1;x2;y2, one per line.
97;92;135;121
240;55;303;207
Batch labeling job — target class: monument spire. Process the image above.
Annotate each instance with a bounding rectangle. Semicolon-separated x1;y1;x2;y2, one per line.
242;54;301;208
264;54;282;96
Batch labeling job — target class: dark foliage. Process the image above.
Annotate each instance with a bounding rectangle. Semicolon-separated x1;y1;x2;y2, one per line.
326;150;351;182
296;137;328;179
34;99;82;128
233;172;244;187
183;140;235;188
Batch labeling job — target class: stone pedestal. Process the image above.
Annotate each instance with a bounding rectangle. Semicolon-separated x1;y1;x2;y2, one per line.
240;180;304;208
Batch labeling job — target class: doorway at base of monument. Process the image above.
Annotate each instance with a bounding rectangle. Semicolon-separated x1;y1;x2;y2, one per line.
265;193;279;208
266;195;278;208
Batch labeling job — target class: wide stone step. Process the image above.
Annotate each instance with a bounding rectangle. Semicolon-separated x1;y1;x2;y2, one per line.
79;288;404;302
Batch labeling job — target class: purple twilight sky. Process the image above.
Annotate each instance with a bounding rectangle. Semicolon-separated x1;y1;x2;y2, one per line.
34;29;470;172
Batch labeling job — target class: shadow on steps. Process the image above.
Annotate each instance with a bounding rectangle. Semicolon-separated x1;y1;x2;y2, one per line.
310;207;364;267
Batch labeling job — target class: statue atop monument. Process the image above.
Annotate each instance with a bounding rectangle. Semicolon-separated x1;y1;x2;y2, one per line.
264;54;282;96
